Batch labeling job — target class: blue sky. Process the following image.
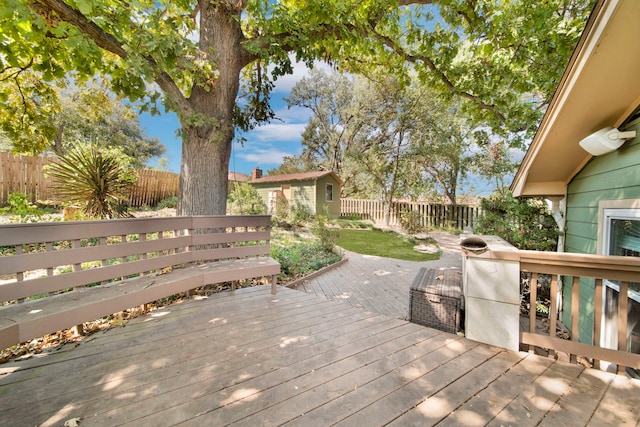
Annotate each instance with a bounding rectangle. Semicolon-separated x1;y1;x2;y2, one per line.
141;61;322;176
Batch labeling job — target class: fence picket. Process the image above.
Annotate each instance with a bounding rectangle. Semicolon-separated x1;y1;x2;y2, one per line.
340;198;480;230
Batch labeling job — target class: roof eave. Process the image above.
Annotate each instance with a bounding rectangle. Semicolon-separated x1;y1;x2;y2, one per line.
511;0;640;198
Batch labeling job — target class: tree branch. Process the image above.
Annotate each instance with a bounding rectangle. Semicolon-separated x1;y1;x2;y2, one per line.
0;58;34;82
247;1;508;126
0;58;36;127
398;0;435;5
31;0;193;115
369;30;507;124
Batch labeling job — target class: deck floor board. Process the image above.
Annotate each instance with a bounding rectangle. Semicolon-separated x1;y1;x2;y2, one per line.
0;286;638;427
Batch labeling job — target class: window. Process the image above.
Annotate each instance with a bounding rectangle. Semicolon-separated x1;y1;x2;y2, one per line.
325;184;333;202
601;207;640;367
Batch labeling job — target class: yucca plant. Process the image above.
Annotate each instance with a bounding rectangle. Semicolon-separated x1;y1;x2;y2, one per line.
46;143;136;219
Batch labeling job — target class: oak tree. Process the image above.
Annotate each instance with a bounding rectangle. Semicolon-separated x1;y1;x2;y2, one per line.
1;0;591;214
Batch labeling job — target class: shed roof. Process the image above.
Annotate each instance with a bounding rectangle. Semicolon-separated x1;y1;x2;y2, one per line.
250;171;343;185
511;0;640;198
228;171;250;182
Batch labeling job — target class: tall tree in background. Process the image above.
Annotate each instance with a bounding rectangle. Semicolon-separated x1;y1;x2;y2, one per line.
267;155;315;175
1;0;592;215
286;68;357;176
347;75;422;224
408;92;476;206
0;79;166;167
53;82;166;167
288;70;474;209
470;133;519;195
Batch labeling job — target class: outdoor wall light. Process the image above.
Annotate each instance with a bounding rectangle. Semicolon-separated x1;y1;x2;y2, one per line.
579;127;637;156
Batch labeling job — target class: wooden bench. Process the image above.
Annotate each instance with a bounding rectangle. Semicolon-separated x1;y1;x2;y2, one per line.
0;215;280;350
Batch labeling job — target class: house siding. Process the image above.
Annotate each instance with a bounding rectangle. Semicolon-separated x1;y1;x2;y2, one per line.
252;184;276;209
250;174;341;216
315;175;341;217
292;181;317;214
564;120;640;343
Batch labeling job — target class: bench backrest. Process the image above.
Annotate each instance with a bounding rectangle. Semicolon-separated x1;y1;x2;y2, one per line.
0;215;272;304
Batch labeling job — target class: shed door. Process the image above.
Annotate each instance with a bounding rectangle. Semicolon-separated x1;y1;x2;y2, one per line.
281;184;291;201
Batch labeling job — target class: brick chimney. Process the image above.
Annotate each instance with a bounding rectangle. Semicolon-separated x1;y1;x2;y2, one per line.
252;167;263;180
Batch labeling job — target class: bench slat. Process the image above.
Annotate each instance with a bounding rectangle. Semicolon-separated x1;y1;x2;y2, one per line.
0;266;205;349
191;215;270;229
0;235;192;275
201;257;280;285
194;245;271;261
0;252;193;303
0;257;279;350
190;230;270;246
0;217;192;245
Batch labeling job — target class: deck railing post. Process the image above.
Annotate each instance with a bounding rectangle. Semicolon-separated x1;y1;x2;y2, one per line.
617;281;629;375
570;276;580;364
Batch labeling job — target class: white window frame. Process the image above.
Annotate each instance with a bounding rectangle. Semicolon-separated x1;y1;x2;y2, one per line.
602;207;640;297
325;183;333;202
598;200;640;352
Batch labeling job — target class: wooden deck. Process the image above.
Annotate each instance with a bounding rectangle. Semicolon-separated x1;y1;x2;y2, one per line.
294;242;462;319
1;286;638;426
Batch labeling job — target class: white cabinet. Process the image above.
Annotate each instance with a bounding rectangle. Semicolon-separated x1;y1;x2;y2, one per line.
462;235;520;351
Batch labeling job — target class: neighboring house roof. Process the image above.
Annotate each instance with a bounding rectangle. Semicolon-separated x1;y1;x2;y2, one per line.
511;0;640;198
250;171;343;185
228;171;250;182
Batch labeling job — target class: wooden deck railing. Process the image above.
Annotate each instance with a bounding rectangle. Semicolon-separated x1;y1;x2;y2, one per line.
515;250;640;374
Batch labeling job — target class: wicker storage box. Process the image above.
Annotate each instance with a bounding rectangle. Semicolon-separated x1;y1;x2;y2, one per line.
409;267;463;333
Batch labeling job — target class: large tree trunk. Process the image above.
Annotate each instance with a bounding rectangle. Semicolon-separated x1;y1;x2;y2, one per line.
176;1;253;216
178;128;231;215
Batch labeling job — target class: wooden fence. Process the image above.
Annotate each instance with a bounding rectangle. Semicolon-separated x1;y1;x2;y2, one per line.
340;198;481;230
128;169;179;207
0;152;179;208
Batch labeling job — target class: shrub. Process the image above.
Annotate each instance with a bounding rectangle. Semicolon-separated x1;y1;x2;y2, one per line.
310;215;339;252
0;192;46;223
154;196;178;210
45;143;136;219
400;210;424;235
288;202;312;224
473;191;558;251
274;192;289;219
271;242;341;281
227;183;266;215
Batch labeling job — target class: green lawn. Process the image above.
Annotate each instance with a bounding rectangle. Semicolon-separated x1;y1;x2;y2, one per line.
335;228;440;261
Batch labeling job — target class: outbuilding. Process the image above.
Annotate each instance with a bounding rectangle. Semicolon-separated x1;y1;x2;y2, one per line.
249;168;342;217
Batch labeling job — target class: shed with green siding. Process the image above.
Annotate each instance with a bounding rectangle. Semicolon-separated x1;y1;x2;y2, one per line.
510;0;640;356
248;169;342;217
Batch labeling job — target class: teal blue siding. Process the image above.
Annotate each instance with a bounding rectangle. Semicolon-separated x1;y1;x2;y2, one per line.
564;120;640;343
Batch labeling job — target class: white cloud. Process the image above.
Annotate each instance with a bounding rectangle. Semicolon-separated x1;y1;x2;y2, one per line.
273;105;312;123
272;59;333;93
236;146;294;165
249;122;307;142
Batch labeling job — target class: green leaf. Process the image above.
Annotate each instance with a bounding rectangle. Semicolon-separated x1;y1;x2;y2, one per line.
75;0;94;15
16;19;31;32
